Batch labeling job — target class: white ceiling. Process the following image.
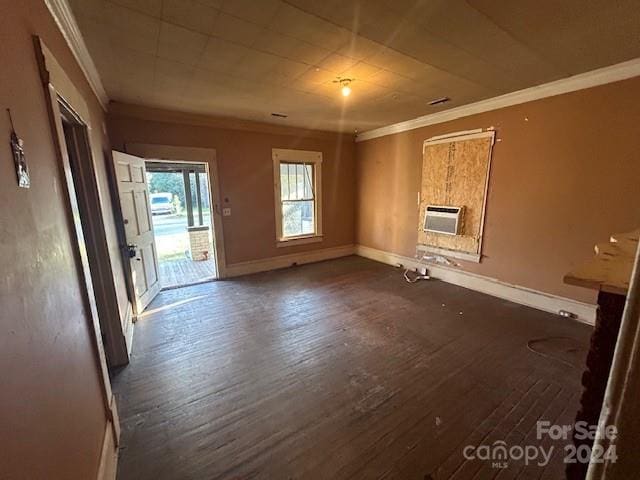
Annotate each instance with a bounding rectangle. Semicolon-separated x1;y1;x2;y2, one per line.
68;0;640;132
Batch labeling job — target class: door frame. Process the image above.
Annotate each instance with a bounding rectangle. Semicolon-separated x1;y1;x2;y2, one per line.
125;144;227;278
58;104;133;365
34;36;120;475
33;37;132;368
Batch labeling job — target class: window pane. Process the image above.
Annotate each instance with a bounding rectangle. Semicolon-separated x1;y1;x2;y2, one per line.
280;162;314;201
282;200;315;237
280;164;289;200
304;164;313;199
296;164;304;200
288;164;297;200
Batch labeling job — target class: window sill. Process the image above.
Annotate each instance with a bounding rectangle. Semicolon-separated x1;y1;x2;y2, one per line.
277;234;324;248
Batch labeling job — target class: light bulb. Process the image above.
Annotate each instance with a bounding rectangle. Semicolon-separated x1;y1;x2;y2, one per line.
341;84;351;97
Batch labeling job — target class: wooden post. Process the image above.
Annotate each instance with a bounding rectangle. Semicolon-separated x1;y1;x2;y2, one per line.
183;169;193;227
195;171;203;226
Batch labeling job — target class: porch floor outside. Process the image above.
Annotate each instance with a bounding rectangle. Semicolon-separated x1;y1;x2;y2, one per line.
152;213;215;289
158;257;216;289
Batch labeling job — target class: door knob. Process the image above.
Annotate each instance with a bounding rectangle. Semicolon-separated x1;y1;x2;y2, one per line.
126;244;138;258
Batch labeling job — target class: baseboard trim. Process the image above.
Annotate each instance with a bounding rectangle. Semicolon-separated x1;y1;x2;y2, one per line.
224;244;355;278
355;244;597;325
96;418;118;480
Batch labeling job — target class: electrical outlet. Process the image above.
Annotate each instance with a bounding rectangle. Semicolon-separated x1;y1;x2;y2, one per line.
222;207;231;217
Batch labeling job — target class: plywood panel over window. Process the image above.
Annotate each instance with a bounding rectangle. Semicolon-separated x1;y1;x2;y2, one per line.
418;131;495;260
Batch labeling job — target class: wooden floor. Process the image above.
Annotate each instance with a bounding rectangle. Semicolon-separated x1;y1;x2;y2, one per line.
114;256;591;480
158;258;216;289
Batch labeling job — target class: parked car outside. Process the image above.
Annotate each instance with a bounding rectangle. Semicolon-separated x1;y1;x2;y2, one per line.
150;193;175;215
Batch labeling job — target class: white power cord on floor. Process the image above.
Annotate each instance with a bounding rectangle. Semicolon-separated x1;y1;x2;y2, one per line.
403;268;430;283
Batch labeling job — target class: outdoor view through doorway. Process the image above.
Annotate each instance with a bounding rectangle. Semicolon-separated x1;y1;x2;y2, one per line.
146;161;216;289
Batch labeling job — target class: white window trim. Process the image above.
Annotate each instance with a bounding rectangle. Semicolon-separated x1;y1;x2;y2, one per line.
273;148;323;247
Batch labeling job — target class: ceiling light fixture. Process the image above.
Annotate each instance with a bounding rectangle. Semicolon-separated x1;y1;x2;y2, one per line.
334;77;353;97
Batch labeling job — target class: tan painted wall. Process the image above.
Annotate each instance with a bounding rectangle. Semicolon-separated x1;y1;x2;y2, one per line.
356;77;640;305
0;0;117;477
107;104;356;266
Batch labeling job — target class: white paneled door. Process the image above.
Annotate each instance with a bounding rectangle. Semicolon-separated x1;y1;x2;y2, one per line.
113;151;160;313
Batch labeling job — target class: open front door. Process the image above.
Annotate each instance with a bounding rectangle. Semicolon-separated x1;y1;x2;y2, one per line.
113;151;160;312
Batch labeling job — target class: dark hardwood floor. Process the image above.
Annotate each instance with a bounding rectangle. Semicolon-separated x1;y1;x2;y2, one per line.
113;256;591;480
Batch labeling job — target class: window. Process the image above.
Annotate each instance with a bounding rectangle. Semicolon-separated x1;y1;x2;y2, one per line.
273;148;322;246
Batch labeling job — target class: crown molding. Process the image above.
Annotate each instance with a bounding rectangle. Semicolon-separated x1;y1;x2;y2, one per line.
44;0;109;110
356;57;640;142
108;102;347;140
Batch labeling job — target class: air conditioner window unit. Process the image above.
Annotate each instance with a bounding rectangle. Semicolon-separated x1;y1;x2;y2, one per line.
423;205;464;235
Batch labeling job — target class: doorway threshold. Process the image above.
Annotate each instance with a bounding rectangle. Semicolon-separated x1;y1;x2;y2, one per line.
158;256;217;290
160;277;216;291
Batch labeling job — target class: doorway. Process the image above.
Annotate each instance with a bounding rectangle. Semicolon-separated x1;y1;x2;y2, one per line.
58;100;131;367
36;37;121;474
145;161;217;289
113;144;226;307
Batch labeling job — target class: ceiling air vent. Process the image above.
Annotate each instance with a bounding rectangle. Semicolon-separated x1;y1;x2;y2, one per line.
428;97;450;106
423;205;464;235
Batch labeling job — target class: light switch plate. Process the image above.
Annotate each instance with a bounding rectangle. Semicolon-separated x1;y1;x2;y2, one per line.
222;208;231;217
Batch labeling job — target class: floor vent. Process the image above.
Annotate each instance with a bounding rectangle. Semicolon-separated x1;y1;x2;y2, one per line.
428;96;450;106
